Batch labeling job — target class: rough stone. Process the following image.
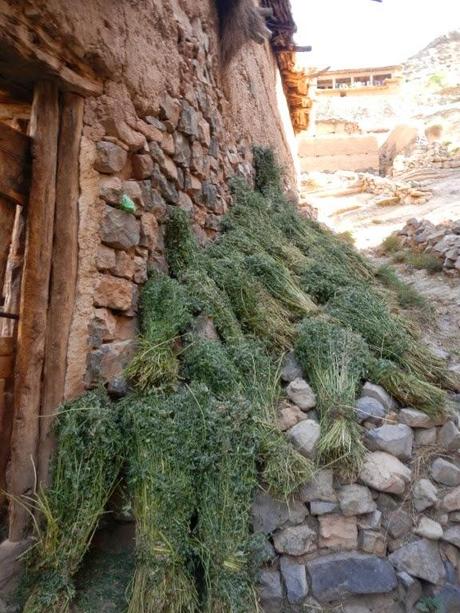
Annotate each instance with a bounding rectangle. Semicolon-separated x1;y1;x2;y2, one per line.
0;539;30;594
362;382;395;411
278;403;307;431
439;421;460;451
383;509;412;539
319;514;358;550
132;153;154;179
399;408;434;428
397;571;422;613
359;452;411;495
358;510;382;530
338;484;376;516
286;377;316;411
413;478;438;512
257;568;283;608
273;524;317;556
94;140;127;174
122;180;144;209
101;205;140;250
99;340;136;382
113;251;135;280
287;420;320;459
96;244;116;272
179;102;199;137
280;556;308;604
415;516;443;540
389;538;445;584
99;176;123;204
442;525;460;548
307;552;397;603
415;427;437;446
94;275;136;312
431;457;460;486
442;486;460;512
365;424;413;460
298;469;336;502
280;352;303;383
355;397;387;424
93;308;117;343
252;491;307;534
139;212;159;250
359;530;386;556
310;500;339;515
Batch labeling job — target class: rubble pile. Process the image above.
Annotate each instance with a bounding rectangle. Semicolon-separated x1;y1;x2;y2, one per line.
397;218;460;273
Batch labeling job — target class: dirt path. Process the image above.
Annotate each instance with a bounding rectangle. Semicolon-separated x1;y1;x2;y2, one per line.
308;171;460;380
307;172;460;250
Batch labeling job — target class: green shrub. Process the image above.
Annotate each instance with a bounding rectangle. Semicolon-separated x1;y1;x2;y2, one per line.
23;391;123;612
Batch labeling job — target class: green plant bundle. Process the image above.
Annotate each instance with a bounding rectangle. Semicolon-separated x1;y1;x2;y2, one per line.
301;260;363;303
182;268;243;344
369;359;446;417
23;391;123;612
205;257;295;350
124;389;203;613
327;286;455;392
375;264;428;310
245;253;317;316
295;319;369;474
164;208;201;277
126;272;192;391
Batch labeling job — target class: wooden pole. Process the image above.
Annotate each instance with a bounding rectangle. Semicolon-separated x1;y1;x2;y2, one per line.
8;81;59;541
38;92;83;487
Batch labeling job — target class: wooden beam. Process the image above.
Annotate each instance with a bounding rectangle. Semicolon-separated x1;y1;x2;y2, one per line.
0;199;16;290
0;12;102;97
38;93;83;487
8;81;59;541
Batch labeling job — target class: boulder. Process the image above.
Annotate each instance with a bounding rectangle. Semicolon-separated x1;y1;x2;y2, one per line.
307;552;397;603
414;516;443;540
359;530;386;556
442;525;460;548
431;458;460;486
383;509;412;539
94;141;127;174
355;397;386;424
399;408;434;429
442;486;460;512
364;424;413;460
280;556;309;604
273;524;317;556
362;382;395;411
413;478;438;512
439;421;460;451
415;427;437;446
101;205;140;251
286;378;316;411
338;484;376;516
310;501;338;515
318;514;358;550
358;510;382;530
389;539;445;584
252;491;307;534
397;571;422;613
281;352;303;383
359;452;411;495
298;469;336;503
257;568;283;610
278;403;307;431
287;420;320;458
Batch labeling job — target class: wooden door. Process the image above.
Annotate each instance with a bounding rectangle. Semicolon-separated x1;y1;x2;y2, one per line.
0;121;30;509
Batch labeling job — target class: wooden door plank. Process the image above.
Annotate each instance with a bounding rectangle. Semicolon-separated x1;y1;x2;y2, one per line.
38;92;84;487
8;81;59;541
0;198;16;291
0;122;30;205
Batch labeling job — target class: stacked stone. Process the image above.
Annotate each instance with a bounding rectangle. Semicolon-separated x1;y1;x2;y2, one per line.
397;218;460;273
83;18;260;393
358;173;432;206
393;141;460;177
255;352;460;612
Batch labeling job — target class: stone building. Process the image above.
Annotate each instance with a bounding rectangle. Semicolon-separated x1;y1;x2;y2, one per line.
0;0;300;546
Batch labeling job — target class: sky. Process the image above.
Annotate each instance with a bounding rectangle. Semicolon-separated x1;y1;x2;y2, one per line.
291;0;460;69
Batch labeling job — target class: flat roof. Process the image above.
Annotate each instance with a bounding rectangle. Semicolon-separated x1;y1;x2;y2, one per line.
317;65;402;78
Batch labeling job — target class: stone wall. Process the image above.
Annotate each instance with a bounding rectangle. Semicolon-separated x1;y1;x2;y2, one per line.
255;354;460;612
297;133;379;173
0;1;297;398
